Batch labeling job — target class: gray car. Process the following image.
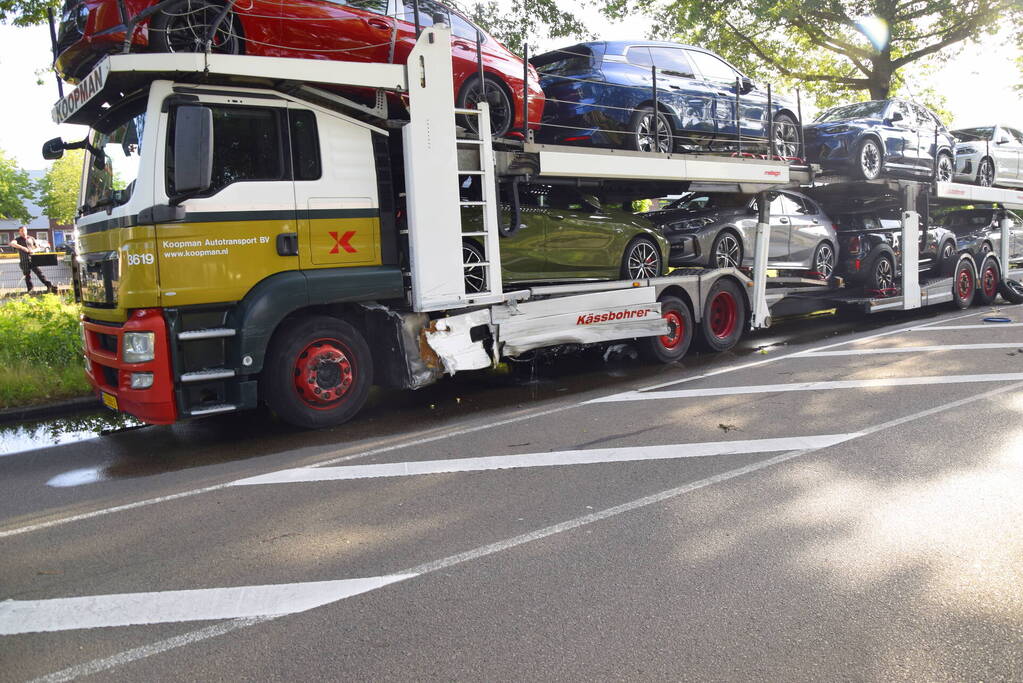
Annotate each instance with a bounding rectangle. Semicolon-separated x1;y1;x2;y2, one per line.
952;125;1023;187
935;207;1023;261
645;190;840;278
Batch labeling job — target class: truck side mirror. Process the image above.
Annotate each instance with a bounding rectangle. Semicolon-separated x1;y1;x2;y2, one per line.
42;137;65;160
173;106;213;196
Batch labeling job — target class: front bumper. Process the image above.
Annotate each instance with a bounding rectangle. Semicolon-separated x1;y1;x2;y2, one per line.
83;308;177;424
664;234;705;267
954;153;978;183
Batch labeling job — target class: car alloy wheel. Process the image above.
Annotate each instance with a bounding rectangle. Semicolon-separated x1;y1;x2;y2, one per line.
633;108;672;154
462;241;487;293
772;114;799;158
713;233;742;268
977;158;995;187
151;0;242;54
624;238;662;279
460;76;514;138
858;139;882;180
813;242;835;279
936;152;954;183
872;254;894;292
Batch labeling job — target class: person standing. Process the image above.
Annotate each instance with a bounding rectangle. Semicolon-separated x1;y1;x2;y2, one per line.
9;226;56;294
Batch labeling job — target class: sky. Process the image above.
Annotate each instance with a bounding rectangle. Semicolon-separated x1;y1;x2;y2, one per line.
0;7;1020;171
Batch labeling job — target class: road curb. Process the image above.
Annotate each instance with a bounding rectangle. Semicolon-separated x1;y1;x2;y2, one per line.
0;395;100;424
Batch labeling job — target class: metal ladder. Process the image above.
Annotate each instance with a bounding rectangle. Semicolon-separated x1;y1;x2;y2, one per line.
453;102;504;303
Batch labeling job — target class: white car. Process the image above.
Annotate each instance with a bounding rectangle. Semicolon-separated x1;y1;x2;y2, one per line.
952;125;1023;187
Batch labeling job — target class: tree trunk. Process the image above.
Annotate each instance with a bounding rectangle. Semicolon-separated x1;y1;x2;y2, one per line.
868;54;893;100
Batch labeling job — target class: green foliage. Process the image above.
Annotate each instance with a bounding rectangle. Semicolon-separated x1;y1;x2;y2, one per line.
632;198;653;212
0;294;88;408
459;0;592;54
608;0;1023;105
36;149;84;226
0;148;36;223
0;0;58;26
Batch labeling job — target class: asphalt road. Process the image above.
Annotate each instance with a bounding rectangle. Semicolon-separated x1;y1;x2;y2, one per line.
3;302;1023;681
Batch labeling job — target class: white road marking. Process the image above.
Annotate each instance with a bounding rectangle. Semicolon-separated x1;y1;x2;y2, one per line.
0;307;995;541
0;575;414;635
911;322;1023;330
590;373;1023;403
34;379;1023;683
797;343;1023;357
229;434;862;485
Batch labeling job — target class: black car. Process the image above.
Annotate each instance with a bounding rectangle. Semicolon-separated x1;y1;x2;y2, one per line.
934;208;1023;261
644;190;838;277
833;210;957;291
802;99;956;181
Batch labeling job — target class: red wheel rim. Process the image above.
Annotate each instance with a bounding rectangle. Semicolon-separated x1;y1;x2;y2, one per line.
957;268;974;301
660;310;685;350
293;338;356;410
982;265;998;297
709;291;737;339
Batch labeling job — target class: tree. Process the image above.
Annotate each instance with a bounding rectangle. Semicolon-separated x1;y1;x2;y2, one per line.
35;149;84;226
0;0;58;26
459;0;591;54
608;0;1023;109
0;148;35;223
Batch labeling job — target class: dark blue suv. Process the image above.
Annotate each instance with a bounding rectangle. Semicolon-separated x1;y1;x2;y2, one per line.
531;41;800;156
802;99;956;181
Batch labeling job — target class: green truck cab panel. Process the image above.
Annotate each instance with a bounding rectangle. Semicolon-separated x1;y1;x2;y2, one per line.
234;266;404;374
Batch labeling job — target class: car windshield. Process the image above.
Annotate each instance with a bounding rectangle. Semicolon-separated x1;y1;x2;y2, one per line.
942;210;993;227
953;127;995;142
815;100;886;123
82;101;146;216
662;193;748;211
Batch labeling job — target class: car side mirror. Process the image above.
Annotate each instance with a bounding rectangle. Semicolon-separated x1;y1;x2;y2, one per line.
997;135;1011;145
887;112;904;124
173;106;213;197
42;137;65;160
739;76;755;94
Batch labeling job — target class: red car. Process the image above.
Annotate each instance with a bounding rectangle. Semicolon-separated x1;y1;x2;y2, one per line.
53;0;544;137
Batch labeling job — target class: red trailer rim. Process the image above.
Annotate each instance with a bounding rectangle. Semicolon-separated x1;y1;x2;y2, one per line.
660;310;685;349
957;268;974;301
293;338;355;410
708;291;738;339
982;265;998;298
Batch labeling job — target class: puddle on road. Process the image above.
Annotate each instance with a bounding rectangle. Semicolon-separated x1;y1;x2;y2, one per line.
0;410;143;458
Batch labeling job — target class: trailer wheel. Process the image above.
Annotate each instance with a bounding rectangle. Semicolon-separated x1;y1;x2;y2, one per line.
998;277;1023;304
150;0;243;55
640;295;693;363
952;258;976;309
975;257;1000;306
264;315;373;429
699;279;746;352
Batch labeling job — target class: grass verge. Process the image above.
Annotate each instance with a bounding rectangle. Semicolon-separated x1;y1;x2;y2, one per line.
0;294;91;410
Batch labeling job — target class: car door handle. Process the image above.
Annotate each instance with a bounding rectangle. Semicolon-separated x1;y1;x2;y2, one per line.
453;40;474;50
551;215;564;221
778;217;789;224
366;18;390;30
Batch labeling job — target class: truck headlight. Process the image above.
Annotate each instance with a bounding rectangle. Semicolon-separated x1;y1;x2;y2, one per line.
123;331;155;363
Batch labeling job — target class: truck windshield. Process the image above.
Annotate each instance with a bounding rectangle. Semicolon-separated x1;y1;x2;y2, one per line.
82;104;146;216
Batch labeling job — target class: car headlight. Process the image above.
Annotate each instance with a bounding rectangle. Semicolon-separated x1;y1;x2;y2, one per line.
122;331;155;363
957;145;977;155
668;217;715;232
824;125;852;134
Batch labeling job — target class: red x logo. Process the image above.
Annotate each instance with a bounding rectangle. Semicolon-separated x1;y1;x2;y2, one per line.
329;230;357;254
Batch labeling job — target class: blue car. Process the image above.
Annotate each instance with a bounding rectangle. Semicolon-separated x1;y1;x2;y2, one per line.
802;99;956;181
530;41;801;156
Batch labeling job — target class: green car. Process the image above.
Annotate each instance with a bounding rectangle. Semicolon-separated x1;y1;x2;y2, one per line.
462;186;669;291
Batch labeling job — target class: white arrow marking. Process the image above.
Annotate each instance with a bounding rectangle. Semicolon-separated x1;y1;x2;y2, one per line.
797;343;1023;356
0;575;415;635
229;434;861;485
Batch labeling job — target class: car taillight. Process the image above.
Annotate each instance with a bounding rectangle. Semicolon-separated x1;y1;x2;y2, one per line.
847;235;861;254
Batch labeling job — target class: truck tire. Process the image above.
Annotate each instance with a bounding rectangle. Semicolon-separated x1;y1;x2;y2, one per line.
952;258;976;309
263;315;373;429
640;295;693;363
698;278;746;352
975;256;1000;306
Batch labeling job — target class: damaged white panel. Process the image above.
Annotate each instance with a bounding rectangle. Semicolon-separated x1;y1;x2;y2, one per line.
423;309;493;375
496;287;666;356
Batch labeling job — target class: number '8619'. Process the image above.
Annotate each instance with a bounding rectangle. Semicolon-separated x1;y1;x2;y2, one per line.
127;253;155;266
